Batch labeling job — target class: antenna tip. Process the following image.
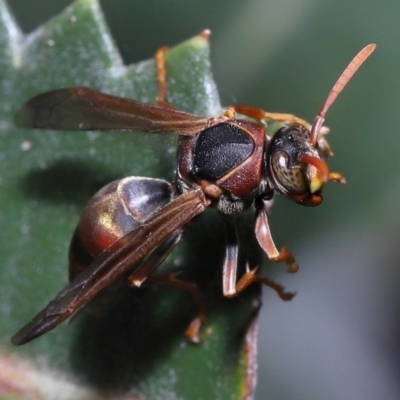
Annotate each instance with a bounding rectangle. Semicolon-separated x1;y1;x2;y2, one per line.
364;43;377;55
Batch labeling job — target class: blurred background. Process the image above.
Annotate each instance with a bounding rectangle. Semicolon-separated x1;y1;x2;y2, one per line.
6;0;400;399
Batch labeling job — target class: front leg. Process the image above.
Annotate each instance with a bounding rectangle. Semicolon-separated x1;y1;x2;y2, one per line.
229;104;313;128
229;105;331;155
254;198;299;273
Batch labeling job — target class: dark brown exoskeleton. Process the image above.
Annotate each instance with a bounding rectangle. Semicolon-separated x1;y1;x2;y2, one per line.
11;33;375;345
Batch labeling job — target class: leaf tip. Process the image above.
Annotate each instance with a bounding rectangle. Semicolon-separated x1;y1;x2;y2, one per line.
185;29;212;51
74;0;99;6
199;29;212;41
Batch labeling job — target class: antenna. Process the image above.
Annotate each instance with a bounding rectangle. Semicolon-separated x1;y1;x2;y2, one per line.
310;43;376;145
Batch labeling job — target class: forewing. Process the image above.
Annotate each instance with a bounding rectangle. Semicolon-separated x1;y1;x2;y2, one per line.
11;188;208;345
15;87;210;135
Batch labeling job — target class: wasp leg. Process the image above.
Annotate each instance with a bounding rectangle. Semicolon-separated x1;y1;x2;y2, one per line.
140;271;206;343
235;264;295;301
229;105;311;127
154;46;183;110
165;273;206;344
221;217;240;298
155;30;212;107
264;112;312;128
254;198;299;273
127;230;206;343
154;46;170;105
127;230;183;287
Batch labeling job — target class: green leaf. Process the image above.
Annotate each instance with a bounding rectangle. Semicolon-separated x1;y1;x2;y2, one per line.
0;0;260;399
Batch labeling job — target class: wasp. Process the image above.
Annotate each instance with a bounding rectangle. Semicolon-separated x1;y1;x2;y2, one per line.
11;34;375;345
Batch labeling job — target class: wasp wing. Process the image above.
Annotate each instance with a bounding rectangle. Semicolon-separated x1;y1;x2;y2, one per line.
15;87;210;136
11;188;208;345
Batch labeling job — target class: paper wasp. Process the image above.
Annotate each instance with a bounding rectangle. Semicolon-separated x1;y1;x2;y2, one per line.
11;33;375;345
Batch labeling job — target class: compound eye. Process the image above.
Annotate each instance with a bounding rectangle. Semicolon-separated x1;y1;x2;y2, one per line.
270;151;308;194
